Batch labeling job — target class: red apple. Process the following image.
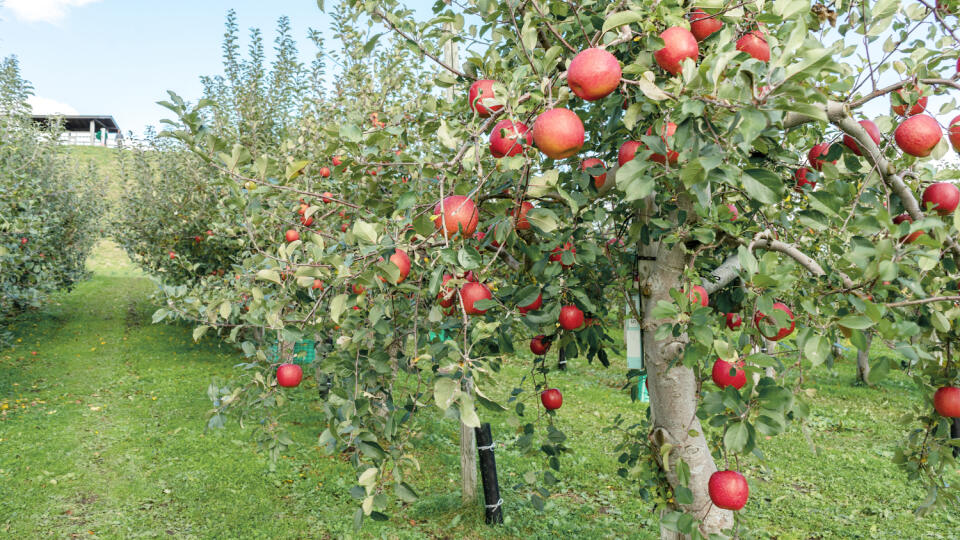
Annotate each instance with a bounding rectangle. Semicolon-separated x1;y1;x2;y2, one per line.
530;335;551;355
285;229;300;243
322;192;334;203
388;249;411;283
168;251;176;259
654;26;699;75
532;108;585;159
687;285;708;307
438;274;457;308
312;279;324;290
933;386;960;417
332;155;343;166
341;222;349;233
808;143;836;171
468;79;502;117
352;283;365;294
725;203;739;221
948;115;960;152
581;158;607;189
842;119;882;156
518;292;543;314
567;48;622;101
891;87;927;117
434;195;479;238
194;235;203;242
736;31;770;62
708;470;749;511
711;359;747;389
689;9;722;41
460;282;493;315
893;213;925;243
20;237;27;245
646;122;679;165
489;119;531;158
540;388;563;410
725;313;742;330
895;115;942;157
753;302;795;341
795;167;817;192
550;242;576;268
922;182;960;216
276;363;303;388
510;201;535;230
618;140;642;166
300;215;314;227
559;305;585;330
320;167;331;178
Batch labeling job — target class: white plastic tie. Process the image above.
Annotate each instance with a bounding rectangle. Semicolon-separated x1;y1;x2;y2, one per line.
485;497;503;509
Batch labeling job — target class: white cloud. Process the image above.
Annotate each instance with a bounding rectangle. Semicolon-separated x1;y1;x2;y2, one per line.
27;96;78;115
3;0;103;24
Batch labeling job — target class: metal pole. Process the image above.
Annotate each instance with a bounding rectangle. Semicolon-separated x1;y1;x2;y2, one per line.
474;423;503;524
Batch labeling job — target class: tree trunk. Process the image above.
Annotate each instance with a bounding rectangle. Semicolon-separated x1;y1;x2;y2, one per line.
642;240;733;539
855;332;873;385
460;377;477;503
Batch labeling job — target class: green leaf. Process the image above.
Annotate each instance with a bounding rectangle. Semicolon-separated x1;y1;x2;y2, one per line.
804;335;831;366
459;393;481;428
742;168;783;205
256;269;281;284
526;208;558;233
434;377;459;409
352;221;379;244
601;10;644;35
330;294;348;324
396;482;418;503
458;246;482;269
738;245;759;277
724;421;749;452
339;124;362;143
192;325;209;342
837;315;873;330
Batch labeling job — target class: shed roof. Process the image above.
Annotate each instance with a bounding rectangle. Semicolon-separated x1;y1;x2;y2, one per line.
31;115;121;134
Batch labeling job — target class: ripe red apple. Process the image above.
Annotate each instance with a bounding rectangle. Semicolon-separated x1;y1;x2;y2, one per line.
312;279;324;290
550;242;576;268
891;87;927;117
194;235;203;242
20;237;28;245
753;302;795;341
489;119;531;158
646;123;679;165
725;312;742;330
567;48;622;101
711;359;746;389
795;167;817;192
468;79;502;117
808;143;836;171
618;140;642;166
434;195;479;238
168;251;176;259
948;115;960;152
708;470;749;511
460;282;493;315
842;119;882;156
332;155;343;166
276;363;303;388
933;386;960;417
893;213;925;243
320;167;331;178
736;31;770;62
518;292;543;314
341;222;349;233
725;203;739;221
689;9;722;41
461;270;478;283
581;158;607;189
285;229;300;243
300;215;314;227
510;201;535;230
540;388;563;410
894;115;942;157
352;283;365;294
206;230;213;236
532;108;585;159
388;249;411;283
687;285;708;307
559;305;585;330
922;182;960;215
322;192;334;203
530;335;551;355
438;274;457;308
654;27;699;75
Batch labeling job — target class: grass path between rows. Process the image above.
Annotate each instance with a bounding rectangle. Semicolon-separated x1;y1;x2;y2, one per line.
1;241;958;539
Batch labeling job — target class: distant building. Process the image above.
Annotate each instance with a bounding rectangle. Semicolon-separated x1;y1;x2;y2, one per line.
30;114;122;147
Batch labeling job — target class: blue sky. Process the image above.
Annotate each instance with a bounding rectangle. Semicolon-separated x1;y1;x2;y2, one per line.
0;0;432;137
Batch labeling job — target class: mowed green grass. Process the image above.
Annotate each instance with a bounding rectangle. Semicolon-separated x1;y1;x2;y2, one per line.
0;242;957;539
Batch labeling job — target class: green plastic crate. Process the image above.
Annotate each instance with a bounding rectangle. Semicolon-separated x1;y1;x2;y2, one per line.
269;339;316;366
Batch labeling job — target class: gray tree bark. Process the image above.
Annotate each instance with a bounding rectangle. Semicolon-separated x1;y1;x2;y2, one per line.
855;332;874;385
641;237;733;539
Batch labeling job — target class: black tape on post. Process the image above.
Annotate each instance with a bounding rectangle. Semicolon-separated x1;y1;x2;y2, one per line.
952;418;960;458
474;423;503;524
558;346;567;371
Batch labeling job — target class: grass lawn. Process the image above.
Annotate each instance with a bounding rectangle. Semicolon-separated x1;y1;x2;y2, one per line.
0;241;957;539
